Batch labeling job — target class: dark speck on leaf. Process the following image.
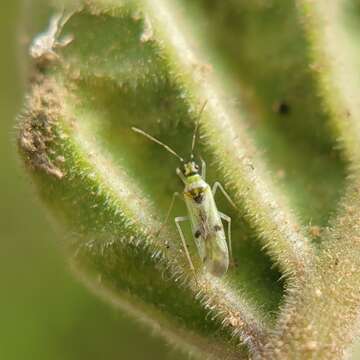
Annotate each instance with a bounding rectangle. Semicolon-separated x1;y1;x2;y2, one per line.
273;100;291;115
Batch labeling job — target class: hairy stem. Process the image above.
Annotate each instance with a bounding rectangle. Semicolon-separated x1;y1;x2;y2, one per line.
260;1;360;358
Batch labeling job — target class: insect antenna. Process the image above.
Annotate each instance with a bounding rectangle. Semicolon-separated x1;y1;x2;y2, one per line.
132;127;184;162
190;100;208;159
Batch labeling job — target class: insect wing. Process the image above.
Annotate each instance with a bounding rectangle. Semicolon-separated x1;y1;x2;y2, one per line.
185;195;206;261
185;186;229;277
203;195;229;277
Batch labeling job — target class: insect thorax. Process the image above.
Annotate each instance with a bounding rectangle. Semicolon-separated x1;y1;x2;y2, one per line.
184;176;209;204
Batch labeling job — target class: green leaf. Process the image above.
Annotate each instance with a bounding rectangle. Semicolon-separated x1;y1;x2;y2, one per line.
19;0;360;358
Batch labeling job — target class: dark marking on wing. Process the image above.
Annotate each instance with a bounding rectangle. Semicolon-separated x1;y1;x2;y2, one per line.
194;230;201;238
214;224;222;232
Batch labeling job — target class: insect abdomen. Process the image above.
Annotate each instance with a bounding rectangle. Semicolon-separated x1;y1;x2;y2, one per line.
203;232;229;277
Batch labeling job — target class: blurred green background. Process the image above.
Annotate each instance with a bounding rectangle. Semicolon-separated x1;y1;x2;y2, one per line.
0;2;181;359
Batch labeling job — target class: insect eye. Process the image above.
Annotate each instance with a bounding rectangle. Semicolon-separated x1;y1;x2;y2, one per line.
195;165;199;170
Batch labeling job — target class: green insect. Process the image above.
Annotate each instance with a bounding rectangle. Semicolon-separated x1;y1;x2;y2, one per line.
132;104;236;277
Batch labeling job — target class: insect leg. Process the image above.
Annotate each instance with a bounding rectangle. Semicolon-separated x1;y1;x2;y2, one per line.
200;158;206;180
219;212;233;263
175;216;196;273
212;181;237;209
156;192;180;237
176;168;186;184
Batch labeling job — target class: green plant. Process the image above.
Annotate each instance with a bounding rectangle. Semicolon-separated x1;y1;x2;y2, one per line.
18;1;360;359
